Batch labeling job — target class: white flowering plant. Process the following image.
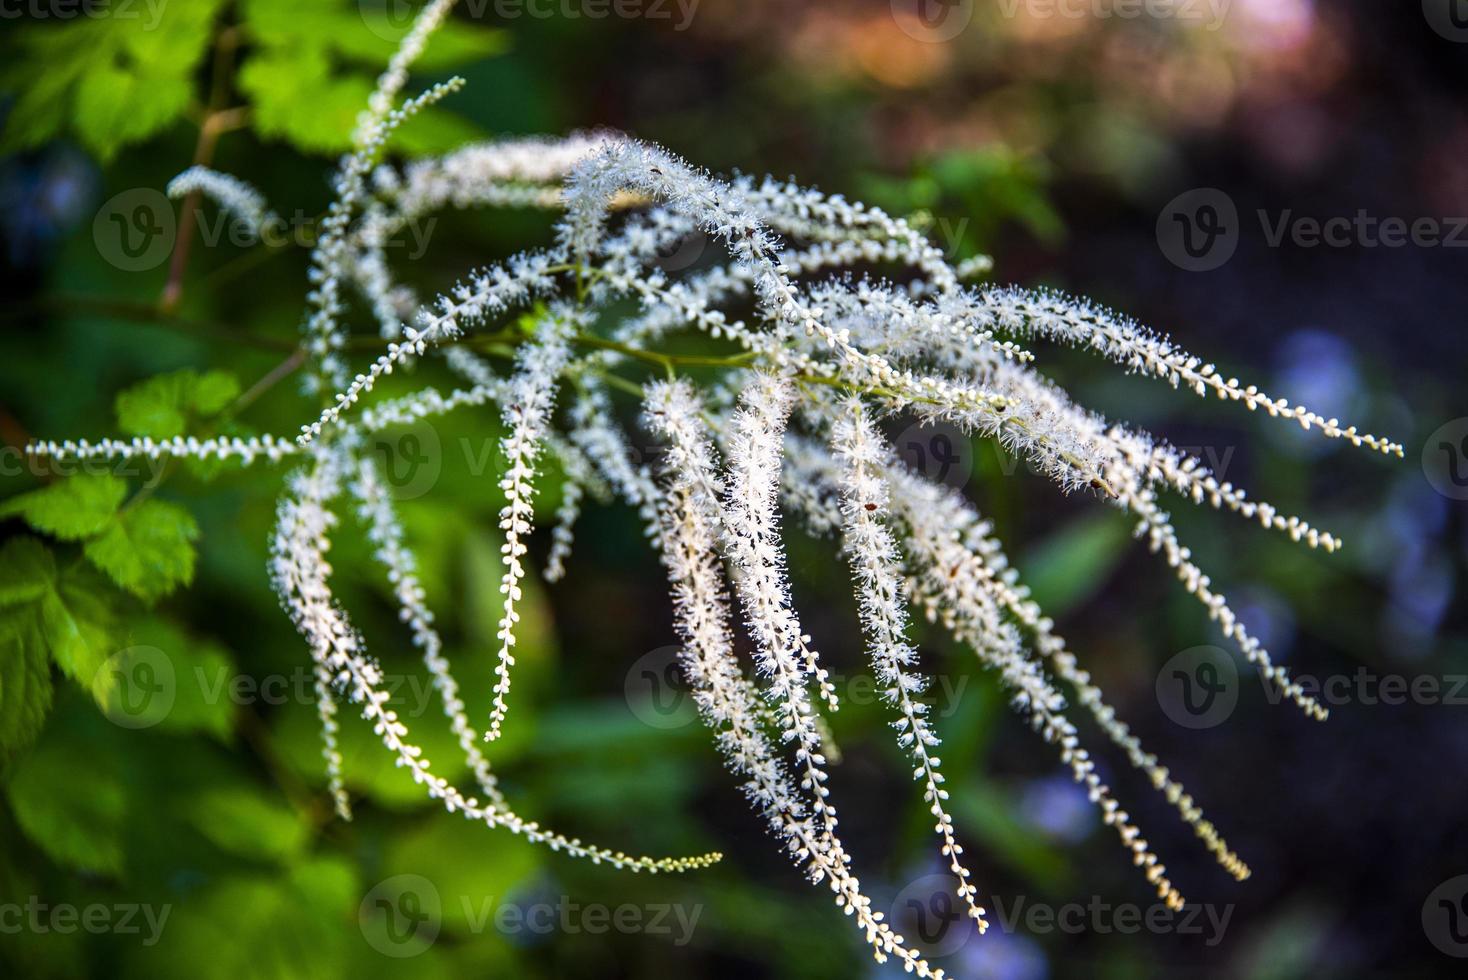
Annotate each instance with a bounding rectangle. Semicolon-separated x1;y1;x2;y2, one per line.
3;2;1405;975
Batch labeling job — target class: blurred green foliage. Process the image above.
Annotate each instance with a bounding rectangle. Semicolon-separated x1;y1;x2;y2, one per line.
0;0;506;161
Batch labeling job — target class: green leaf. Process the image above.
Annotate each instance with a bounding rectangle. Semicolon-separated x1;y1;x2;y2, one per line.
343;13;510;69
0;2;225;160
0;538;116;696
5;690;245;885
115;368;240;439
84;499;200;603
186;787;308;863
122;858;358;979
5;702;130;875
239;46;374;154
190;370;242;415
0;474;127;541
91;617;237;738
0;49;83;150
41;567;117;690
0;536;56;607
117;372;192;438
0;608;54;764
244;0;507;66
73;64;192;163
238;0;493;156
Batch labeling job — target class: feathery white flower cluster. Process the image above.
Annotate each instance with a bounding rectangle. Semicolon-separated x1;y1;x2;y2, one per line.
167;166;279;240
830;397;987;929
24;2;1401;971
487;306;577;740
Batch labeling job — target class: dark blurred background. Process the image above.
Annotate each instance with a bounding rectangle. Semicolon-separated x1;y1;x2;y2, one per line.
1;1;1465;978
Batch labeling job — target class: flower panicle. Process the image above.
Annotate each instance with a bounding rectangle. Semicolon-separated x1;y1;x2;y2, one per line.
22;7;1403;967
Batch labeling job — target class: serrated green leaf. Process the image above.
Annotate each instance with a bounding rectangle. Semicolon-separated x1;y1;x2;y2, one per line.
116;372;193;438
242;0;507;69
0;24;104;154
0;539;117;696
240;47;373;154
73;64;192;163
0;536;55;606
0;2;225;161
117;0;224;64
116;368;240;439
84;499;199;603
0;609;54;763
41;568;116;689
0;474;127;541
239;1;490;156
0;57;80;151
190;370;241;415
